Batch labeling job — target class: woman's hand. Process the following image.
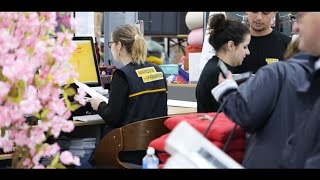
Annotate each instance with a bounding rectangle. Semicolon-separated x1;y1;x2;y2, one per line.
218;71;233;84
90;96;103;111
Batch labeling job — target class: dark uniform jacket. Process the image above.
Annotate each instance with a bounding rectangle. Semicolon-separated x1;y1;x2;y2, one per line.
117;61;168;126
219;52;313;168
97;61;168;165
196;56;235;112
236;30;291;74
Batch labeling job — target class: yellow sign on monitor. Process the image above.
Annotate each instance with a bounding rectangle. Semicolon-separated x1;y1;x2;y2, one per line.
67;40;98;84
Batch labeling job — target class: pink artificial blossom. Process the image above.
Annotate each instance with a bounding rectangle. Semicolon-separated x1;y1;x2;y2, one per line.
0;107;12;128
60;151;80;166
0;12;80;169
14;129;28;147
74;88;87;106
0;138;14;153
32;152;43;166
34;164;45;169
29;127;46;145
62;110;72;120
38;121;51;131
43;143;60;157
0;81;11;101
23;158;32;167
62;120;75;133
48;99;69;116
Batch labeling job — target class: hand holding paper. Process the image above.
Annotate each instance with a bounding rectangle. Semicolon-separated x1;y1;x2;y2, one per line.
91;96;104;110
74;79;109;103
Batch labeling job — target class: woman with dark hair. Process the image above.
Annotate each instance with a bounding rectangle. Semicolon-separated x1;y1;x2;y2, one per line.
196;13;250;113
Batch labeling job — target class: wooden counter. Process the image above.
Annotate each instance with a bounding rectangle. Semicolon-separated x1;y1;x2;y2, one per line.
168;106;196;115
0;105;197;161
73;119;105;127
73;105;197;126
0;153;12;160
168;83;197;88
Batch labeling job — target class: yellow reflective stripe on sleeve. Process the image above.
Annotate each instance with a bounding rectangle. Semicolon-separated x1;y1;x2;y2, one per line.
129;88;167;98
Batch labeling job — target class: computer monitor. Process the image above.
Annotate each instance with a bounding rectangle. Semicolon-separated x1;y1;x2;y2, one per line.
68;36;101;87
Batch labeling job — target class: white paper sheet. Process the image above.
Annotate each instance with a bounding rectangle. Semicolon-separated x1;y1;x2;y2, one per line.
74;79;109;103
167;99;197;108
72;114;102;122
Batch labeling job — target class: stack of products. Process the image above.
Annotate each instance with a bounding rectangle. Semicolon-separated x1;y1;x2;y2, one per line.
68;138;96;158
146;39;164;65
148;113;246;168
184;12;204;71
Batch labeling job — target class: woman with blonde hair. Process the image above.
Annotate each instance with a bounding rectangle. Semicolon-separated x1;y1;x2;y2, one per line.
91;24;167;128
83;24;168;168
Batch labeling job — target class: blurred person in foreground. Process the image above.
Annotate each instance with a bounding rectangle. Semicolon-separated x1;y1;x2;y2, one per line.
280;12;320;168
210;12;317;168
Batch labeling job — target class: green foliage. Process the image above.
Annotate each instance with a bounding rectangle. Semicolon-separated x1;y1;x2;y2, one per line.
47;153;66;169
34;74;46;88
62;86;82;112
1;127;6;137
65;87;76;96
60;25;66;33
40;108;50;121
0;68;9;82
69;103;81;112
8;80;25;103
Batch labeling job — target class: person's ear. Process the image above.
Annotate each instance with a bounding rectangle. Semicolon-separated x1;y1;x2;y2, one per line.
117;42;122;51
227;40;235;51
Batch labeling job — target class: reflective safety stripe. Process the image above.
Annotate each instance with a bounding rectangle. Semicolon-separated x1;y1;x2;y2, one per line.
129;88;167;98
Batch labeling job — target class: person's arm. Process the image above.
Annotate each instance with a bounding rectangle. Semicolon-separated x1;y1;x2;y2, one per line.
304;133;320;168
97;70;129;128
196;61;220;112
303;107;320;168
212;65;282;133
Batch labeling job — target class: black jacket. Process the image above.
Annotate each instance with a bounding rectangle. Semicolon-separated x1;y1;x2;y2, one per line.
97;62;168;128
196;56;235;112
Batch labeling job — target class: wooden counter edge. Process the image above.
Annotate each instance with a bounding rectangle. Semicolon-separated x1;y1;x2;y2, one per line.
73;119;105;127
0;153;12;160
168;83;197;88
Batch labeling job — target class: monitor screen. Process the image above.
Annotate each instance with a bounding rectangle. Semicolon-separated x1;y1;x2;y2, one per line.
68;37;101;87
